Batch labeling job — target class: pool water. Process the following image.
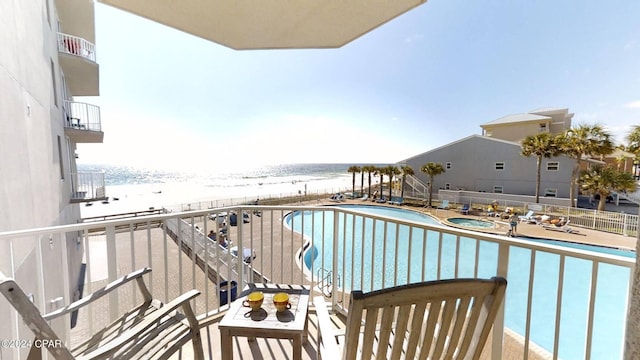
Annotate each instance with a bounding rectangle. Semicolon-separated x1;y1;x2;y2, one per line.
286;205;632;360
447;217;495;228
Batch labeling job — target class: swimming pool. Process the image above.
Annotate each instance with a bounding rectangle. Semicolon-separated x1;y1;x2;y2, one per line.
447;217;495;229
286;204;632;359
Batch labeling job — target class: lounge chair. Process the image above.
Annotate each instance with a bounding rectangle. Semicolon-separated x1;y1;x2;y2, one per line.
518;210;535;223
544;219;583;235
359;194;368;201
437;199;450;209
459;203;470;215
314;277;507;360
0;267;204;359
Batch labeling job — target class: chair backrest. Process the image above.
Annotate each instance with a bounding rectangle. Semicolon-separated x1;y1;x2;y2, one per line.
343;277;507;360
0;272;75;360
524;210;534;218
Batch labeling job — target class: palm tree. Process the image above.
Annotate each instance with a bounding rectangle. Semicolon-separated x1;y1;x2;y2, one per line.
625;125;640;179
376;167;385;199
400;165;414;199
359;166;365;197
385;165;400;200
420;162;445;207
626;124;640;154
578;165;637;211
347;165;361;197
557;123;614;206
625;124;640;357
521;132;560;203
362;165;377;198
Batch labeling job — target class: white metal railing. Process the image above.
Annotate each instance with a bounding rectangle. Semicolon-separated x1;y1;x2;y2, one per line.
57;33;96;62
435;192;639;237
403;174;428;198
0;205;634;359
64;101;102;132
71;172;106;201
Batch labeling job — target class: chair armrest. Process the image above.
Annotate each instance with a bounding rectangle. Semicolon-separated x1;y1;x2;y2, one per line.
314;296;341;359
79;289;201;360
44;267;152;321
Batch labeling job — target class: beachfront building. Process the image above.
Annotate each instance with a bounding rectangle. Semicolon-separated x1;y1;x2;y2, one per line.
480;107;574;142
401;134;576;199
1;0;104;344
399;108;582;201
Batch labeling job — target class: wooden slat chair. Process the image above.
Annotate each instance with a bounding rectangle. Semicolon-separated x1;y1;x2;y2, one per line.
315;277;507;360
0;267;204;360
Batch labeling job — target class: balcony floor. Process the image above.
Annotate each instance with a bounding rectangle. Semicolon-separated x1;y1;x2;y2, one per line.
167;310;551;360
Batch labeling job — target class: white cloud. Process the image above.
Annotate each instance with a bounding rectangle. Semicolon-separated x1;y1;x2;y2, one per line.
624;40;637;51
624;100;640;108
404;34;424;45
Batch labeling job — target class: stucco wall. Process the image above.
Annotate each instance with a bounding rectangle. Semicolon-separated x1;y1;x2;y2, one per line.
0;0;85;352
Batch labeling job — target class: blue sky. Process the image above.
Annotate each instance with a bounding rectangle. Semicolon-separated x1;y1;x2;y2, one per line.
78;0;640;171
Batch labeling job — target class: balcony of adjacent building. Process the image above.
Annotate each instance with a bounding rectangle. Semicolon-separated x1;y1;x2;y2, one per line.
64;100;104;143
0;203;636;359
57;32;99;96
70;171;107;203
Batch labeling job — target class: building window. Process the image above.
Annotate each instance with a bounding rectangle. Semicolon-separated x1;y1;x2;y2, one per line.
544;188;557;197
444;183;451;190
495;162;505;170
547;162;559;171
493;186;503;193
45;0;52;26
50;60;58;107
446;162;451;169
57;136;64;180
539;123;547;132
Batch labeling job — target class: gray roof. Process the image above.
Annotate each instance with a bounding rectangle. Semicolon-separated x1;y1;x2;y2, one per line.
529;107;569;115
481;113;550;127
397;134;521;163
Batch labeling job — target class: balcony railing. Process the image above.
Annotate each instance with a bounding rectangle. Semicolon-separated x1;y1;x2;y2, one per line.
64;101;102;133
57;33;96;62
70;171;106;202
57;32;99;96
0;205;634;359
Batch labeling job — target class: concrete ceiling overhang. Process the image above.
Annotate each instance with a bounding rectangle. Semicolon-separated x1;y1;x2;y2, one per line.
97;0;428;50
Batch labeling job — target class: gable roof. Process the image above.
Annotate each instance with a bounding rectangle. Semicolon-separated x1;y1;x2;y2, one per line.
481;113;551;127
529;107;569;115
398;134;521;163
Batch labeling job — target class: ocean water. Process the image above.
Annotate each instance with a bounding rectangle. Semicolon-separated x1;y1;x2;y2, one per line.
78;163;370;217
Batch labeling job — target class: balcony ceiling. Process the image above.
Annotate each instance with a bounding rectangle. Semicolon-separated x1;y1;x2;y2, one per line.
59;54;100;96
97;0;428;50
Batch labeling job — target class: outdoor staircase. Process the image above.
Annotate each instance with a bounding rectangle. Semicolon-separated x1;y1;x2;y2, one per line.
404;174;428;198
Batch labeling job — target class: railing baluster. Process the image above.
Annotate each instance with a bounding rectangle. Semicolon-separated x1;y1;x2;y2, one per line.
105;225;118;322
553;255;566;359
524;250;537;359
585;261;599;360
350;213;356;292
331;210;340;308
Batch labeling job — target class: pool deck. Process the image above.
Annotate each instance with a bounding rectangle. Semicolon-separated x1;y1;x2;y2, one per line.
427;207;636;252
326;198;637;252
